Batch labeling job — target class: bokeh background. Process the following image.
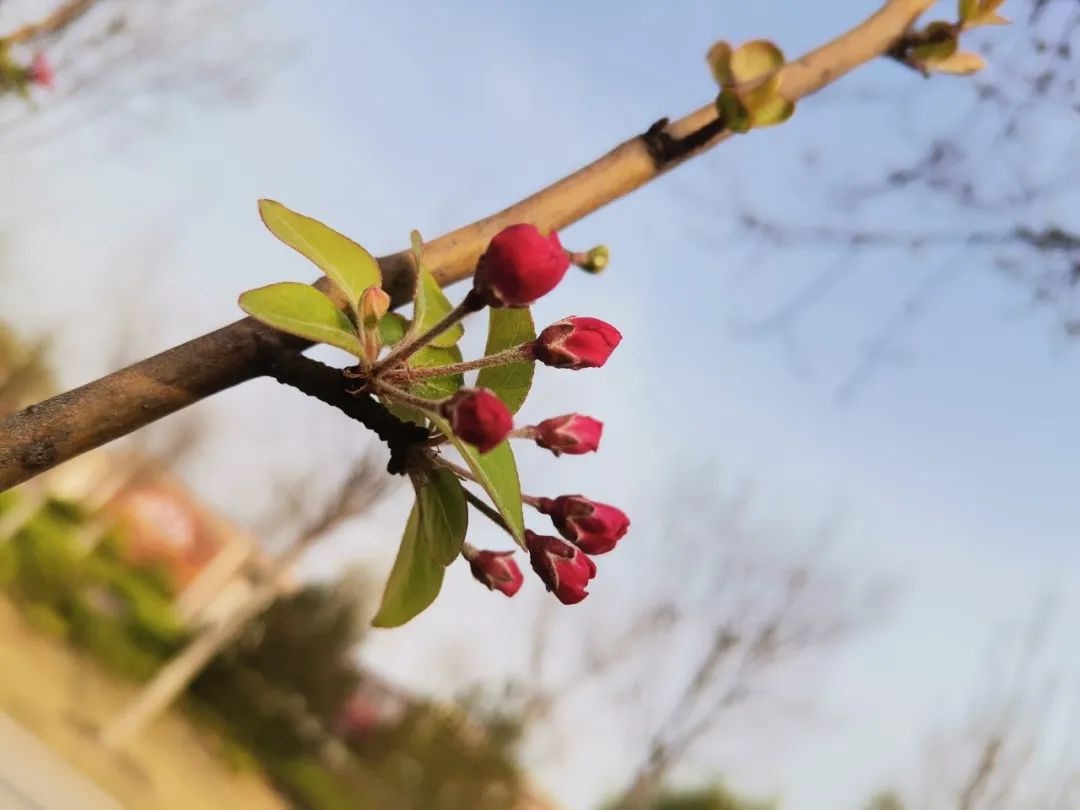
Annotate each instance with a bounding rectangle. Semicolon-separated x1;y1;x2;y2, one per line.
0;1;1077;809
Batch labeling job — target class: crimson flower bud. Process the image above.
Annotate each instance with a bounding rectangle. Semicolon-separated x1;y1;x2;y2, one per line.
525;530;597;605
473;224;570;307
536;495;629;555
533;316;622;370
27;53;53;89
464;548;524;597
441;387;513;453
533;414;603;456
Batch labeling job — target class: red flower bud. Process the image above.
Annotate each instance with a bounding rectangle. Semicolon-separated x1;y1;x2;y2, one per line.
441;387;513;453
465;548;524;597
27;53;53;89
525;530;597;605
533;414;603;456
536;495;629;555
533;316;622;370
474;224;570;307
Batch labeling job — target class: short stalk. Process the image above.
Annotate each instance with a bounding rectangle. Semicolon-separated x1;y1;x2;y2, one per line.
432;455;475;482
388;345;534;383
462;489;513;537
374;381;442;414
374;291;484;373
508;426;538;441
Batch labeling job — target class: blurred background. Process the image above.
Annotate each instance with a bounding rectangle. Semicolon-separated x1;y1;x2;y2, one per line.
0;1;1078;809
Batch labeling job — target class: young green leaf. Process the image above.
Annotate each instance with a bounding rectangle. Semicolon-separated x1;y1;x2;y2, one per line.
410;231;464;348
706;40;734;86
379;312;409;346
430;416;525;544
409;345;466;401
418;468;468;566
239;282;364;356
372;503;445;628
716;88;752;133
959;0;1008;27
476;307;536;414
926;51;986;75
910;21;959;66
258;199;382;312
750;96;795;127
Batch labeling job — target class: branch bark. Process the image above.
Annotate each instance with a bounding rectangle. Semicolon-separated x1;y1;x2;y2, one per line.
0;0;935;492
2;0;98;45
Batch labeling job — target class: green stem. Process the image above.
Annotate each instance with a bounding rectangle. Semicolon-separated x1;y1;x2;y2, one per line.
389;345;533;382
374;292;483;373
374;381;442;414
462;489;513;536
432;455;475;481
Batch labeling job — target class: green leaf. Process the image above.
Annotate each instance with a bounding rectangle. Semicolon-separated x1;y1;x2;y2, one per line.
411;231;463;349
476;308;536;414
383;399;429;427
409;345;465;400
706;40;733;85
716;89;752;133
911;22;958;66
959;0;1007;26
925;51;986;75
379;312;408;346
730;40;785;84
751;96;795;127
417;468;468;566
372;503;444;628
258;199;381;312
430;416;525;543
239;282;363;356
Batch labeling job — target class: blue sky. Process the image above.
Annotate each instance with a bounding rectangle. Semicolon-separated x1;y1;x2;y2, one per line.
2;0;1078;808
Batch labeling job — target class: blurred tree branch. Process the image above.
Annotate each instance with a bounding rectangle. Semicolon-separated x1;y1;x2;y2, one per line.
2;0;97;45
718;0;1080;399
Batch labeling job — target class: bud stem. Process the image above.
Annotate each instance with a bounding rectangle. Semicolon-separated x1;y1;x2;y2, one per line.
431;457;518;540
462;489;514;538
508;426;538;440
431;456;476;481
387;345;534;382
374;291;484;374
373;381;443;413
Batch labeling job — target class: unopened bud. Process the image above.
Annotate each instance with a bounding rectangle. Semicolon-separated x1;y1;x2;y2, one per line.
533;414;603;456
441;388;513;453
525;530;597;605
464;546;524;597
473;224;571;308
359;285;390;328
536;495;629;555
571;245;610;274
534;316;622;370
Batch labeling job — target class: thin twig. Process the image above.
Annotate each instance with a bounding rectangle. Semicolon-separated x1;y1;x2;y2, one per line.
3;0;97;45
462;488;512;536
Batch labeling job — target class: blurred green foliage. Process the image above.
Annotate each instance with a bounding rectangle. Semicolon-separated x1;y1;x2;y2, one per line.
0;491;525;810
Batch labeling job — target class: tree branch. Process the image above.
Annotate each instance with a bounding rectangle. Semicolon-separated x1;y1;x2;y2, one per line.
0;0;936;491
2;0;98;45
266;352;429;475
